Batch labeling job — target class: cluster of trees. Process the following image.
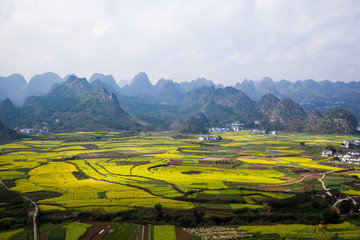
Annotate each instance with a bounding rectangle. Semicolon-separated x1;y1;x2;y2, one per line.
0;120;19;142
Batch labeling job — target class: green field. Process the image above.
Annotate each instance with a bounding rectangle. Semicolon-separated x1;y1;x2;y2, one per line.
238;222;360;239
1;131;360;239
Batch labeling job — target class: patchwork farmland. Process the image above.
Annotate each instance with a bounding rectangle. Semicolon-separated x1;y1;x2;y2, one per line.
1;131;360;239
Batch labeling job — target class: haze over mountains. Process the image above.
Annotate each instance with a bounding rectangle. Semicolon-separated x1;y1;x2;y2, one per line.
0;72;359;134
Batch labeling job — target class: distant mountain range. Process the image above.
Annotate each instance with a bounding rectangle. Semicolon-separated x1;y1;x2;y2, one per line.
0;72;64;105
0;72;359;134
235;77;360;118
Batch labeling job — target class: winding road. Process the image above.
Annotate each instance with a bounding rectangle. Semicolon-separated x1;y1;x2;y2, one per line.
22;195;39;240
253;169;352;190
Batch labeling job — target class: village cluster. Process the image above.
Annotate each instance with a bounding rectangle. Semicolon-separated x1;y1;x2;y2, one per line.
325;139;360;164
16;122;51;135
208;121;244;132
208;121;278;136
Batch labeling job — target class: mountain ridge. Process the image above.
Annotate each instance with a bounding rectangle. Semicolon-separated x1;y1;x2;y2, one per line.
0;72;358;134
1;76;138;132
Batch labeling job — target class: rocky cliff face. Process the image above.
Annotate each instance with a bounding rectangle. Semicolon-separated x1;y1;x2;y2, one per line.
257;93;280;116
269;98;307;130
303;109;324;132
305;110;323;125
314;108;358;134
181;86;261;124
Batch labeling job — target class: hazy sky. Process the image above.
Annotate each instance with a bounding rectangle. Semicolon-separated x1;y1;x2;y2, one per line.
1;0;360;84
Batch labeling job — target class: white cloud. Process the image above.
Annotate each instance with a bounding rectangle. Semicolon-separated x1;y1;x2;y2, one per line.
0;0;360;84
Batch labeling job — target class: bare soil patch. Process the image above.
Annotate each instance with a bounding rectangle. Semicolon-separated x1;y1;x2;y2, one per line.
205;209;233;217
176;227;193;240
169;158;183;165
306;174;323;181
297;185;316;191
135;225;144;240
143;225;150;240
248;164;269;170
39;231;49;240
81;222;111;240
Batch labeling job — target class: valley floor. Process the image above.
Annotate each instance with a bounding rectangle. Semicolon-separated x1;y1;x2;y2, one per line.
1;131;360;239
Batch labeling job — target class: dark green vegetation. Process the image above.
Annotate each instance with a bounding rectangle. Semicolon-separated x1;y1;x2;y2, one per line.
0;120;20;143
0;184;27;231
103;223;132;240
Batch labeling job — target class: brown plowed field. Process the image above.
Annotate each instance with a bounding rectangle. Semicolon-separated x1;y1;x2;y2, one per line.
81;222;111;240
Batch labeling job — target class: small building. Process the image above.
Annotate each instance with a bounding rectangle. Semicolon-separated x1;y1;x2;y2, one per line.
322;149;333;157
319;189;345;200
199;135;222;142
212;135;223;141
351;198;360;212
342;140;356;148
250;129;265;134
19;128;35;134
209;127;230;132
342;152;360;164
230;121;243;131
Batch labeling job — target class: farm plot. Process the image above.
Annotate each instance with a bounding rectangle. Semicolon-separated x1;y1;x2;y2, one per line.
154;225;177;240
139;165;286;189
26;162;193;212
237;222;360;239
0;130;355;221
64;222;92;240
276;157;342;171
77;159;184;198
103;223;132;240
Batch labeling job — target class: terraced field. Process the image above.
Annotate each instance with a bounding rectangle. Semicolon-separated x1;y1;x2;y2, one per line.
1;131;360;239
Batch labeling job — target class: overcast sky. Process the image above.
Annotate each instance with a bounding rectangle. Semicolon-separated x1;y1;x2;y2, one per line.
1;0;360;85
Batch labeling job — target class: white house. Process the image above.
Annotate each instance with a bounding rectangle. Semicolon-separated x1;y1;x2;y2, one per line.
199;136;222;141
342;152;360;164
342;140;356;148
230;121;243;131
322;149;333;157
